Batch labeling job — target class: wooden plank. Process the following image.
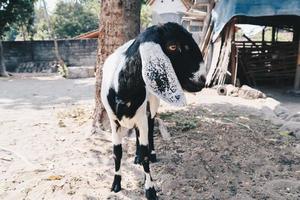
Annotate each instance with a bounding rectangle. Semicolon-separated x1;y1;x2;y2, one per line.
231;44;238;85
294;38;300;90
201;23;212;55
205;36;222;86
217;20;235;85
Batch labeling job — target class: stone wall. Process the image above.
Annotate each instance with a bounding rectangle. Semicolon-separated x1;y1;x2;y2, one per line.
2;39;97;72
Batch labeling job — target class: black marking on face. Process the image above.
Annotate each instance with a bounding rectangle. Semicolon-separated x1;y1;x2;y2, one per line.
136;22;205;93
158;23;205;92
147;60;170;93
107;22;205;121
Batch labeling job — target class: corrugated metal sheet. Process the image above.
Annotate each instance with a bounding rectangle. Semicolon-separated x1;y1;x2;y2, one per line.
212;0;300;40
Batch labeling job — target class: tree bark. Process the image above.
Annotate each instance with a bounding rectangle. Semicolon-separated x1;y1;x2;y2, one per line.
93;0;141;131
42;0;65;73
0;40;9;77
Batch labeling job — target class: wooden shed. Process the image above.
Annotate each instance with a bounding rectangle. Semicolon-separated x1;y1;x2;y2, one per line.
203;0;300;90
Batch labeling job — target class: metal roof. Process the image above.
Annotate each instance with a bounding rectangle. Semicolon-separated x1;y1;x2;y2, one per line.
212;0;300;40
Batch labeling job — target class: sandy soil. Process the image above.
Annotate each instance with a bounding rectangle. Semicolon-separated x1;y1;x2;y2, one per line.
0;76;299;200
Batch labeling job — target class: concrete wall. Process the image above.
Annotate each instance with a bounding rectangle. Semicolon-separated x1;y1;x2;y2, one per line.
150;0;187;15
152;12;183;25
2;39;97;72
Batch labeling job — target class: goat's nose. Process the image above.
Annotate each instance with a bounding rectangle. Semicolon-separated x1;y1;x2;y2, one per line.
199;74;206;84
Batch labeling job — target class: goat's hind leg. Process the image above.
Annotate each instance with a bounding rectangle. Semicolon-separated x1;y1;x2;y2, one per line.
137;118;158;200
110;120;122;193
134;128;142;164
148;116;157;163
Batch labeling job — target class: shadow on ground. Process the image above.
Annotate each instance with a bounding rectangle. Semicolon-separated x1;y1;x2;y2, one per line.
0;77;94;110
151;104;300;200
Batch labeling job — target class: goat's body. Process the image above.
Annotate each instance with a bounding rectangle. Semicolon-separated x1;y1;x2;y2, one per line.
101;39;160;199
100;23;206;200
101;40;160;128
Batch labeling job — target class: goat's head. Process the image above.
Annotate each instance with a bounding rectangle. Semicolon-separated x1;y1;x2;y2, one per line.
137;22;206;106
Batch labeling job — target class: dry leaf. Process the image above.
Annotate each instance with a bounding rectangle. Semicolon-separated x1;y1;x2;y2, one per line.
46;175;63;181
58;120;66;128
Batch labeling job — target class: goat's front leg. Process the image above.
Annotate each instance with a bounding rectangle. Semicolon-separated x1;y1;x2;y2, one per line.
134;116;156;164
137;117;158;200
110;120;122;193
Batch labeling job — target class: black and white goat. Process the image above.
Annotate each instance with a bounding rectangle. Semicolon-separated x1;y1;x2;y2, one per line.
101;22;206;200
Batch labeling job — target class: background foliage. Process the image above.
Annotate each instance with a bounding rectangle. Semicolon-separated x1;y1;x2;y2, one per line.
52;0;99;39
2;0;152;40
0;0;36;40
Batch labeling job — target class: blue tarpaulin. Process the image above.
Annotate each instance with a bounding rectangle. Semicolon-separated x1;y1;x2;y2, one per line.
212;0;300;41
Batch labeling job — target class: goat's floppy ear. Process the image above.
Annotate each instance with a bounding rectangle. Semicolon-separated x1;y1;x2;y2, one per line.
139;42;186;106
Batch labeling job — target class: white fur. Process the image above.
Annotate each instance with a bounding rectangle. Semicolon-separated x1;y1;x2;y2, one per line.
156;117;171;140
145;173;154;189
101;39;135;98
148;93;160;118
101;40;135;123
101;41;174;130
190;62;206;83
101;40;183;196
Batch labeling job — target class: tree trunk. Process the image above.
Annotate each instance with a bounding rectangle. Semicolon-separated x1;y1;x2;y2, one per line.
42;0;65;72
0;40;9;77
93;0;141;131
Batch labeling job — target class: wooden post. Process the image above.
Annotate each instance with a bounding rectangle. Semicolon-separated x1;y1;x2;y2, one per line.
262;27;265;43
231;44;238;85
271;26;276;43
230;18;237;85
294;38;300;90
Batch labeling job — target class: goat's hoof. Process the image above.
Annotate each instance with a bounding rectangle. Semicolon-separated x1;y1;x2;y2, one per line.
145;187;158;200
134;156;142;165
149;153;157;163
111;175;121;193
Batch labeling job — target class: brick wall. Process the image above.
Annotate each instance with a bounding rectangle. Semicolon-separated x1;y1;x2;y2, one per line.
2;39;97;72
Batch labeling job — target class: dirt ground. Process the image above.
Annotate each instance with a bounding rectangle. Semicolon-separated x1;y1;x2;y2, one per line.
0;75;299;200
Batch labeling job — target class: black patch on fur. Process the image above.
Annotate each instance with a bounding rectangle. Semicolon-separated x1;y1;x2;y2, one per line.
107;44;146;120
134;117;157;164
111;174;122;192
140;145;150;173
126;22;205;93
107;87;145;121
113;144;122;172
148;62;170;93
107;23;205;120
148;116;155;151
114;120;121;132
145;187;158;200
134;128;141;165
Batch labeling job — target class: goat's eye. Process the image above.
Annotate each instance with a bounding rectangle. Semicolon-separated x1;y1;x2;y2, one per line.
168;44;177;51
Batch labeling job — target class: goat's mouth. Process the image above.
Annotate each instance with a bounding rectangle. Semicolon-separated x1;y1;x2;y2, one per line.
182;80;205;93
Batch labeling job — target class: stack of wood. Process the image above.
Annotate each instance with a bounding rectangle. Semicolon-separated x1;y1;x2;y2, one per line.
204;20;237;87
216;84;266;99
205;21;299;89
236;41;298;86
